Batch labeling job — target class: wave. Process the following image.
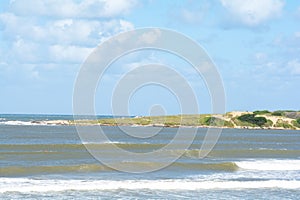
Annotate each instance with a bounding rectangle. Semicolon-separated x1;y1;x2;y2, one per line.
1;178;300;193
2;143;300;162
0;121;51;126
1;159;300;177
172;162;238;171
5;143;298;153
180;149;300;159
0;164;113;176
0;162;238;177
0;143;86;151
173;159;300;171
204;149;300;158
236;159;300;171
0;143;165;151
81;141;150;145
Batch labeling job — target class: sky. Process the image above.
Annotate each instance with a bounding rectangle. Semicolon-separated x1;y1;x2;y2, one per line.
0;0;299;115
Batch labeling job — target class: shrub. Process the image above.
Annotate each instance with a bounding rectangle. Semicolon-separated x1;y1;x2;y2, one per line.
275;119;294;129
265;120;273;127
164;122;179;127
271;111;283;116
292;118;300;128
200;116;227;127
237;114;267;126
224;120;235;128
253;110;271;115
204;117;214;125
252;117;268;126
237;114;255;121
233;118;255;127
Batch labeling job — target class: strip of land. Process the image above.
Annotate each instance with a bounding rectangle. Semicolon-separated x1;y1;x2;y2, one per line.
41;110;300;130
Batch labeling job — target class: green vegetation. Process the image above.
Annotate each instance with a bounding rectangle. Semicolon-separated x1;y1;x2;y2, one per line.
237;114;267;127
93;114;235;128
271;111;283;116
224;120;235;128
292;118;300;128
69;110;300;130
232;118;255;127
270;110;300;119
253;110;271;115
201;116;222;126
275;119;294;129
265;120;273;127
180;115;203;126
199;116;234;127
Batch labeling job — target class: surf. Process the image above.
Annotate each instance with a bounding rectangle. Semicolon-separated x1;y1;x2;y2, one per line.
236;159;300;171
1;178;300;193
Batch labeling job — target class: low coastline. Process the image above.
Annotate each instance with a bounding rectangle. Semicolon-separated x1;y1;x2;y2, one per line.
33;110;300;131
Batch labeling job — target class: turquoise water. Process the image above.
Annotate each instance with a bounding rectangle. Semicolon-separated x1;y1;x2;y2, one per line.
1;115;300;199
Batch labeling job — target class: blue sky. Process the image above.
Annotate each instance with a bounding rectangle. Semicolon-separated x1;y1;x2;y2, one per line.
0;0;299;115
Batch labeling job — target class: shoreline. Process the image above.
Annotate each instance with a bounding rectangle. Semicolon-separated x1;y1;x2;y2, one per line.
1;110;299;131
38;121;300;132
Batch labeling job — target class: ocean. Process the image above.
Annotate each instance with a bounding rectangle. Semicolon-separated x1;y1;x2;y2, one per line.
1;114;300;199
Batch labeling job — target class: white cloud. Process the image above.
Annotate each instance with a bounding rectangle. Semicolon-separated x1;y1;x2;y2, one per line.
0;12;134;46
97;0;137;17
10;36;42;63
168;1;211;26
9;0;138;18
119;20;135;32
0;0;137;81
295;31;300;38
179;6;208;24
287;59;300;75
138;29;161;44
21;64;41;80
53;19;74;29
123;62;142;71
253;58;300;79
122;57;161;72
49;45;93;63
220;0;285;27
0;3;135;65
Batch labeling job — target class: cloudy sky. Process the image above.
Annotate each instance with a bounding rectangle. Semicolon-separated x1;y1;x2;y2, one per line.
0;0;299;115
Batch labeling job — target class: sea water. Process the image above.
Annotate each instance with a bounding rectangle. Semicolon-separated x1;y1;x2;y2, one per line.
1;114;300;199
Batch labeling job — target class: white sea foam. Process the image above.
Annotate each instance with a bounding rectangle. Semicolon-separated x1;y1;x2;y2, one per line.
0;120;53;126
0;121;37;126
190;168;300;181
236;159;300;171
82;141;124;145
0;178;300;193
82;141;152;145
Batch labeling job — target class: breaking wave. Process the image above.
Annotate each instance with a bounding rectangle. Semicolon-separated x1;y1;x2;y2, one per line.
1;178;300;193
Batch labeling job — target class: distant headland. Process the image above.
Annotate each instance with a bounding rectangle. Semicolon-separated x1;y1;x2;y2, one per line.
41;110;300;130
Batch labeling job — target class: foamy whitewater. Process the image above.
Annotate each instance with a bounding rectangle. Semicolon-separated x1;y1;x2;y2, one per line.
1;114;300;199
